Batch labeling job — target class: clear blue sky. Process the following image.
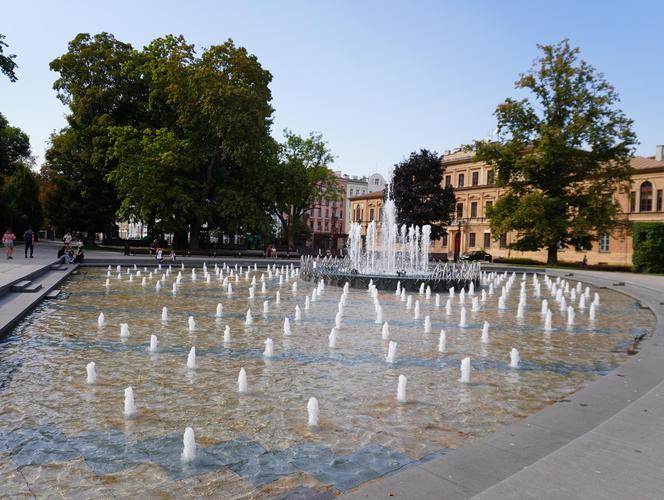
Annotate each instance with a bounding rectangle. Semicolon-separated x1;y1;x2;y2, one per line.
1;0;663;177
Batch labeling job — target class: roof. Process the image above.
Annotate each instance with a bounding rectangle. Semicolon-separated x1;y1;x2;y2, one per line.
631;156;664;171
349;189;385;201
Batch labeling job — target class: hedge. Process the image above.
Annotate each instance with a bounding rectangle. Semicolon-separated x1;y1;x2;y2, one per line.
632;222;664;273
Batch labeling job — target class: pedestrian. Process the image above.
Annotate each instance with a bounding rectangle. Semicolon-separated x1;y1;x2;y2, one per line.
170;249;177;262
156;247;163;263
23;227;35;258
63;231;72;247
3;228;16;259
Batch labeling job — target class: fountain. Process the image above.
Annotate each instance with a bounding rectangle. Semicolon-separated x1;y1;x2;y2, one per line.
382;322;390;339
589;302;597;321
188;316;195;331
386;341;398;363
335;311;342;329
445;298;452;316
294;305;302;321
424;315;431;333
181;427;196;463
263;338;274;357
238;368;248;394
275;291;281;303
544;310;553;331
375;305;383;324
245;309;253;325
567;306;575;326
86;362;96;384
498;295;507;310
292;282;297;293
97;312;105;327
328;328;337;348
161;307;168;322
283;317;292;335
459;357;471;383
435;294;441;307
307;397;319;427
593;292;600;306
459;307;468;327
186;347;196;369
413;300;420;319
406;295;413;309
541;299;548;315
481;321;490;343
471;297;480;312
120;323;129;338
438;330;446;352
123;386;137;417
149;335;159;352
397;375;407;403
510;348;520;369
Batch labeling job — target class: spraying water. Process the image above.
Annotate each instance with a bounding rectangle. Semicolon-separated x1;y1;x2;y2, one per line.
124;386;137;417
238;368;248;393
181;427;196;462
397;374;407;403
307;397;319;427
86;362;96;384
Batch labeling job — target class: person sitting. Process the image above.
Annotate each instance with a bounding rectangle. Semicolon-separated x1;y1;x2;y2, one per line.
170;249;177;261
73;246;84;263
58;245;73;264
156;247;164;263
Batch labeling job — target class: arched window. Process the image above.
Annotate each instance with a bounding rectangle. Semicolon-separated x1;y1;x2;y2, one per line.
640;181;653;211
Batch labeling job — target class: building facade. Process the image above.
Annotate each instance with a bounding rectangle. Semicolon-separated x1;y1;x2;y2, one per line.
349;146;664;266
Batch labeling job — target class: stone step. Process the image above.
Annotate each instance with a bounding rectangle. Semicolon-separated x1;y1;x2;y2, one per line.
10;280;32;292
50;264;68;271
45;289;61;299
22;282;43;293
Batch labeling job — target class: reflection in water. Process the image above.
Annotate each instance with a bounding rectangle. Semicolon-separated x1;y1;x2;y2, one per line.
0;267;654;496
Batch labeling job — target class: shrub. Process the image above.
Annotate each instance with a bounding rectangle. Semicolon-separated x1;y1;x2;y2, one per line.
632;222;664;273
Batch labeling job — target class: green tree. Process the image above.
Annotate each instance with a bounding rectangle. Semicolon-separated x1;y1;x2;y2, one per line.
474;40;636;265
391;149;456;240
267;129;340;248
1;162;42;235
0;112;31;175
0;34;18;82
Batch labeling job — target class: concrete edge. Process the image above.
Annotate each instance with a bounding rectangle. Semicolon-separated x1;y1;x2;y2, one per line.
0;259;64;298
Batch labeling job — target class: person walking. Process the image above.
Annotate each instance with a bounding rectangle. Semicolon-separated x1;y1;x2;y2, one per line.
3;228;16;259
23;227;35;258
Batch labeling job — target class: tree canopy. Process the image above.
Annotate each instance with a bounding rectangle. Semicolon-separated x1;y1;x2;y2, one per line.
0;34;18;82
474;40;637;265
391;149;456;240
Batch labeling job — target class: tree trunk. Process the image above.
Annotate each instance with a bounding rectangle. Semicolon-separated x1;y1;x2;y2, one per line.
547;244;558;266
189;222;201;251
86;229;96;246
287;214;294;249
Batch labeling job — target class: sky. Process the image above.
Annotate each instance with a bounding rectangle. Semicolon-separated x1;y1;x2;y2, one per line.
1;0;663;178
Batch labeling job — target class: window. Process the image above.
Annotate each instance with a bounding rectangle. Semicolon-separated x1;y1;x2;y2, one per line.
325;209;329;218
630;191;636;212
445;175;451;187
483;233;491;248
339;210;343;220
456;203;463;219
442;233;448;247
471;171;479;186
499;234;507;248
470;202;478;218
458;173;465;187
468;232;476;248
640;181;653;211
324;221;329;231
599;233;610;252
317;221;321;231
369;208;375;221
487;169;495;184
485;200;493;216
657;190;663;211
373;178;380;185
378;208;384;222
354;205;361;222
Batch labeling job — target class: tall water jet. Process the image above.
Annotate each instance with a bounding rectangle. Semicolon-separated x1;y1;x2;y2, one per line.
382;322;390;340
425;285;431;299
435;294;441;307
406;295;413;309
294;305;302;321
413;300;420;319
292;282;297;293
155;281;161;292
459;289;466;304
445;298;452;316
449;286;455;297
124;386;137;417
541;299;549;315
335;311;342;329
86;362;96;384
386;341;397;363
97;312;105;327
516;301;525;319
238;368;248;393
481;321;490;343
459;307;468;327
438;329;446;352
589;302;597;321
186;347;196;369
105;278;111;287
245;309;253;325
149;335;159;352
498;295;507;310
578;294;586;309
424;315;431;333
161;307;168;322
120;323;129;338
304;296;310;310
397;374;407;403
459;357;471;383
544;310;553;331
181;427;196;463
593;292;600;306
481;289;487;302
248;287;255;299
263;338;274;357
510;348;520;369
275;291;281;304
328;328;337;348
171;283;177;295
471;297;480;312
567;306;575;326
307;397;319;427
188;316;196;331
283;317;292;335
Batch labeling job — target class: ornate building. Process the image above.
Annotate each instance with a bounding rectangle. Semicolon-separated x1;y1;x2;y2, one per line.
349;146;664;266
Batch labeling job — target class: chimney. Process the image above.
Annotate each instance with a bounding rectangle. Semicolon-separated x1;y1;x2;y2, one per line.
656;145;664;162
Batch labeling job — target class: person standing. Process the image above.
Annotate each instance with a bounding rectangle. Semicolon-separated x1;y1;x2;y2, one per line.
23;227;34;258
3;228;16;259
